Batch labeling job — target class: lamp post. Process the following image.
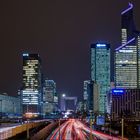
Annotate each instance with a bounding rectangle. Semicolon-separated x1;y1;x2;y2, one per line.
62;94;66;98
13;102;15;117
122;118;124;140
25;112;33;139
61;94;66;112
0;100;2;119
109;114;111;136
89;110;93;140
58;118;61;140
27;121;29;139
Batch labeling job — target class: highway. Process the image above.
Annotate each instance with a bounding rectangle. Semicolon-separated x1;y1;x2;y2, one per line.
49;119;123;140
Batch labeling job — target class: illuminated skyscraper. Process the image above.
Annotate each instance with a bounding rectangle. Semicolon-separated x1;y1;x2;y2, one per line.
21;53;42;115
43;80;56;102
115;3;140;88
111;89;140;120
86;80;94;111
83;80;99;112
83;80;90;101
91;43;110;113
43;79;58;115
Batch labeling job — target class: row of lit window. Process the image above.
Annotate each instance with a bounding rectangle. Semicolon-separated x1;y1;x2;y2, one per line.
121;29;127;45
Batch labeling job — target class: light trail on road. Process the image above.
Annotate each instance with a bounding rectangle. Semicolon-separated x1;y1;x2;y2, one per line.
49;119;127;140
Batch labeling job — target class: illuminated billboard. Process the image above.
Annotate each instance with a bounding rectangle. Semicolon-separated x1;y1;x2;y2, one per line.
96;116;105;125
96;44;106;48
112;89;125;94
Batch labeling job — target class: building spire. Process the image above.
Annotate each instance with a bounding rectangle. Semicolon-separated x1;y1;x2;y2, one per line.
121;2;133;15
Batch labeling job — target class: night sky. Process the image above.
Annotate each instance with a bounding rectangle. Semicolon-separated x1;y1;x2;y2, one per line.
0;0;140;100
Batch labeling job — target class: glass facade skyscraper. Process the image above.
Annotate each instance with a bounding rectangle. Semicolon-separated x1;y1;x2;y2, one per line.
91;43;110;113
115;3;140;88
43;80;56;102
84;80;94;111
83;80;99;112
42;79;58;115
21;53;42;115
83;80;90;101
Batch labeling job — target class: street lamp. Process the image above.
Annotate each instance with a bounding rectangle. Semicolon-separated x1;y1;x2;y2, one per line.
62;94;66;97
25;112;33;139
58;118;61;140
122;118;124;140
0;100;2;119
61;94;66;112
89;110;93;140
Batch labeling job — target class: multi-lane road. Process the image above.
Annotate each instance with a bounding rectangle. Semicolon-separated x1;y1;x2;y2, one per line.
49;119;125;140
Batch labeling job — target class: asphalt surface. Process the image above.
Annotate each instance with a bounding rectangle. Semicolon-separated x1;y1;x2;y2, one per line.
48;119;123;140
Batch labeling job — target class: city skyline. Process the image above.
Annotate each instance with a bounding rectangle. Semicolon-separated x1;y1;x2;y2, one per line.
0;0;140;99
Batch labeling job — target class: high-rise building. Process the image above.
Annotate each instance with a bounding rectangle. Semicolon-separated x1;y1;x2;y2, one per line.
43;80;56;102
109;89;140;120
115;3;140;88
106;83;115;115
76;101;84;112
83;80;99;113
21;53;42;115
83;80;90;111
87;81;94;111
91;43;110;113
83;80;90;101
42;79;58;115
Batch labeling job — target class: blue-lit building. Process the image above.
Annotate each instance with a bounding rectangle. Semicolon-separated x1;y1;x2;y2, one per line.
109;89;140;120
115;3;140;88
91;43;110;114
21;53;42;116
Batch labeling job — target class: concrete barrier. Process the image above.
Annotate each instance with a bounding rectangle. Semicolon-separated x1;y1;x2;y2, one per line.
0;121;46;139
30;120;66;140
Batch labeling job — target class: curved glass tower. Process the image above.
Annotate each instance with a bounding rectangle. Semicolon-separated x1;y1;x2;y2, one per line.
115;3;140;88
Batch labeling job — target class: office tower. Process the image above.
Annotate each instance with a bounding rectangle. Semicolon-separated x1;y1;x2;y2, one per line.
83;80;90;101
106;82;115;115
115;3;140;88
83;80;92;111
110;89;140;120
76;101;85;113
91;43;110;113
43;80;58;115
43;80;56;102
93;82;99;113
21;53;42;115
83;80;90;111
83;80;99;113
